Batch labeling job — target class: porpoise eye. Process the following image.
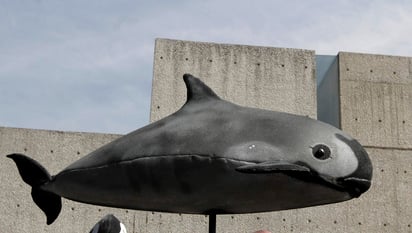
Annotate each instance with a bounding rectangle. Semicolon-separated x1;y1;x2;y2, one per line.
312;144;331;160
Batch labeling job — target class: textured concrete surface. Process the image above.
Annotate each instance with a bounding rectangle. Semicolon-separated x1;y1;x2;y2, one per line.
338;52;412;232
339;52;412;149
151;38;316;122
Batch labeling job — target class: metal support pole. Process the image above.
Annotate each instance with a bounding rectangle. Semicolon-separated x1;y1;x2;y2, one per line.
209;214;216;233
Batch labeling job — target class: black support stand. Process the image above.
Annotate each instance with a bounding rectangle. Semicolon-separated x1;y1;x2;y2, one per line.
208;214;216;233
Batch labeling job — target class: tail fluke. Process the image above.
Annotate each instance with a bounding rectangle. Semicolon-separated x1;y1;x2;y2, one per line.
7;153;62;224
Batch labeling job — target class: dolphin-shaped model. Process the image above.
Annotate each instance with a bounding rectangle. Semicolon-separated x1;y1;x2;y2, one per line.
7;74;372;225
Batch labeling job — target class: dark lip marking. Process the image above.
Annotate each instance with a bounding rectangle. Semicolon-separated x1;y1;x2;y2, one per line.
338;177;372;198
343;177;371;183
279;169;347;193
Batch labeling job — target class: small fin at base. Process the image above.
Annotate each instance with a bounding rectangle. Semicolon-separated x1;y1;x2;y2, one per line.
236;161;310;174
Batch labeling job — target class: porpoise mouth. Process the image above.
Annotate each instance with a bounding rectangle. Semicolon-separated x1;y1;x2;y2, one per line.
291;169;372;198
338;177;371;198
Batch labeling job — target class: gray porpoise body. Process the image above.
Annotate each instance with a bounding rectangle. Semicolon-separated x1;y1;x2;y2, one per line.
8;74;372;224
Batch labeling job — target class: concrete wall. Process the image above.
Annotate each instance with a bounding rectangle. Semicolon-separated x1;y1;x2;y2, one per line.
1;39;411;232
338;52;412;232
151;39;317;121
339;52;412;149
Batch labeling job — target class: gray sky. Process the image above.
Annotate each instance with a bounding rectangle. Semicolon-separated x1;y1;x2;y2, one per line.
1;0;412;134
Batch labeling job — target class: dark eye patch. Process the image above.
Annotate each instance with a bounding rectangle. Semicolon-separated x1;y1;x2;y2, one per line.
312;144;331;160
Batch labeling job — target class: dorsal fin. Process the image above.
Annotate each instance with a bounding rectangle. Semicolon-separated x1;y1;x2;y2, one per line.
183;74;220;103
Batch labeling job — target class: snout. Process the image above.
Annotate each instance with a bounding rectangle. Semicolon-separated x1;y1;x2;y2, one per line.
339;177;371;197
335;134;373;197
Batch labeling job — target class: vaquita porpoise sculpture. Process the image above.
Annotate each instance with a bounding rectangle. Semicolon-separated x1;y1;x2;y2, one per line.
7;74;372;225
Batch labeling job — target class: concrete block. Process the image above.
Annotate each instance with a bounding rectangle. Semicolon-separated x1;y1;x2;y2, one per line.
339;52;412;148
338;52;412;232
151;38;316;122
395;149;412;232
